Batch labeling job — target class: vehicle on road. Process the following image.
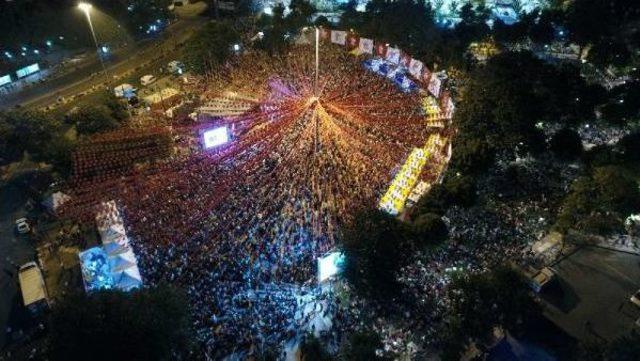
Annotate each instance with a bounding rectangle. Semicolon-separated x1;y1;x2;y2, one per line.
631;290;640;307
140;74;157;86
18;262;49;314
168;60;185;75
114;83;136;98
15;218;30;234
531;267;556;293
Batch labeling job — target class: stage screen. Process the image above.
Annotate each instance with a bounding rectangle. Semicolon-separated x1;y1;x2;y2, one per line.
16;63;39;78
0;74;11;87
203;126;230;149
317;252;345;282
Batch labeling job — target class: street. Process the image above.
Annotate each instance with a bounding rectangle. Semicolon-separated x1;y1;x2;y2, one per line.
0;10;206;110
0;174;39;349
542;246;640;342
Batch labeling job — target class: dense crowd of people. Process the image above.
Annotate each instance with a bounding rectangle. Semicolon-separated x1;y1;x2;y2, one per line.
58;46;446;358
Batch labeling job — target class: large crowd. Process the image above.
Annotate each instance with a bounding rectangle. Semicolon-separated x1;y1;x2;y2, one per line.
58;46;443;358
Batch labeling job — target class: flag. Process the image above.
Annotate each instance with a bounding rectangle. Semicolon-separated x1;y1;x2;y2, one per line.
331;30;347;45
428;76;442;98
320;28;331;41
422;66;432;84
375;42;388;57
400;53;412;67
359;38;373;54
386;47;401;64
408;58;424;79
346;33;359;50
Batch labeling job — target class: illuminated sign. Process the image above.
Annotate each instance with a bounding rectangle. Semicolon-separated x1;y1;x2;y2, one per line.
203;126;230;149
317;252;345;282
0;74;11;87
16;63;39;78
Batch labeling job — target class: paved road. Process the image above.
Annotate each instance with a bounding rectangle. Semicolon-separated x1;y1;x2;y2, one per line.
542;246;640;342
0;17;205;111
0;176;38;349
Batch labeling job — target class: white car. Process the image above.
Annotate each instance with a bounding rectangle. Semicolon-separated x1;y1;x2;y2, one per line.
15;218;30;234
140;74;157;86
631;290;640;308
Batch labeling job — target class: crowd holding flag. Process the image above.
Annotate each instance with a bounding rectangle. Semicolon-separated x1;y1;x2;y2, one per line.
330;30;347;45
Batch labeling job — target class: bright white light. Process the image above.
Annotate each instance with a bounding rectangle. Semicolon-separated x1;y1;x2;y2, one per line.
263;6;273;15
317;252;345;282
233;44;240;51
101;46;109;53
203;127;230;149
78;2;93;13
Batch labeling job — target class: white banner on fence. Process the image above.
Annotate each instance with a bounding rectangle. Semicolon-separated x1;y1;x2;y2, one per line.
330;30;347;45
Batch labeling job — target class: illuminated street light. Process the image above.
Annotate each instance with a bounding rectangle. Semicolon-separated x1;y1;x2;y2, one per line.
78;2;108;76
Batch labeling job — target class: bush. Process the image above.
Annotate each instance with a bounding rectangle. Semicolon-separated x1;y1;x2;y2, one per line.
413;213;448;247
549;128;583;160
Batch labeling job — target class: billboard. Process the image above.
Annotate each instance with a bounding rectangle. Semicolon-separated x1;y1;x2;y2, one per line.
317;252;345;282
203;126;230;149
0;74;11;87
16;63;39;78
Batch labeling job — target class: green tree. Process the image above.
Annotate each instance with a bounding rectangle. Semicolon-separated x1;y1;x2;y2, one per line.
341;209;410;300
340;331;389;361
549;128;583;160
300;334;331;361
48;285;193;361
184;21;240;74
73;105;122;136
412;212;448;247
0;110;62;163
442;266;541;360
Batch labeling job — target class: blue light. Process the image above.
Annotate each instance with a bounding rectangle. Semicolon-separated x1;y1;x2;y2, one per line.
4;51;12;59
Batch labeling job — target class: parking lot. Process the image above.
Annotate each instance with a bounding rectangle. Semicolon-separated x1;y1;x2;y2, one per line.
542;246;640;342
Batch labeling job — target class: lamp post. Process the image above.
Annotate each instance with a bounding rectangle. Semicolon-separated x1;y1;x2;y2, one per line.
78;2;108;78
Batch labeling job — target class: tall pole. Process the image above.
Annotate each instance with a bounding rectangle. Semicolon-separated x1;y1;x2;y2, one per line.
80;3;108;81
315;27;319;96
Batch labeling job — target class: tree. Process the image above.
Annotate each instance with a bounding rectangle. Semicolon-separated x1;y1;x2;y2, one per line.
449;136;495;175
73;105;122;136
341;209;410;300
618;132;640;162
0;110;62;163
412;212;448;247
300;334;331;361
48;285;193;361
184;21;240;74
549;128;583;160
442;266;541;360
413;183;451;216
340;331;389;361
555;166;640;234
44;135;77;177
444;174;477;206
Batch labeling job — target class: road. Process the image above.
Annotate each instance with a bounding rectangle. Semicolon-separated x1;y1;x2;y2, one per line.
0;175;39;349
0;16;205;110
542;246;640;342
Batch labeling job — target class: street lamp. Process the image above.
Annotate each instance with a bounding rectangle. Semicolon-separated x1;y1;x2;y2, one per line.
78;2;107;77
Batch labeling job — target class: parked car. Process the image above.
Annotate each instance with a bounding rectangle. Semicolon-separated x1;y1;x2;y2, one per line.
15;218;30;234
140;74;157;86
630;290;640;307
530;267;556;293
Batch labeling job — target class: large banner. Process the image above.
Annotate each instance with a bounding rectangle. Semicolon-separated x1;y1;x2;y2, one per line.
359;38;374;54
386;47;401;64
331;30;347;45
428;75;442;98
408;58;424;80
